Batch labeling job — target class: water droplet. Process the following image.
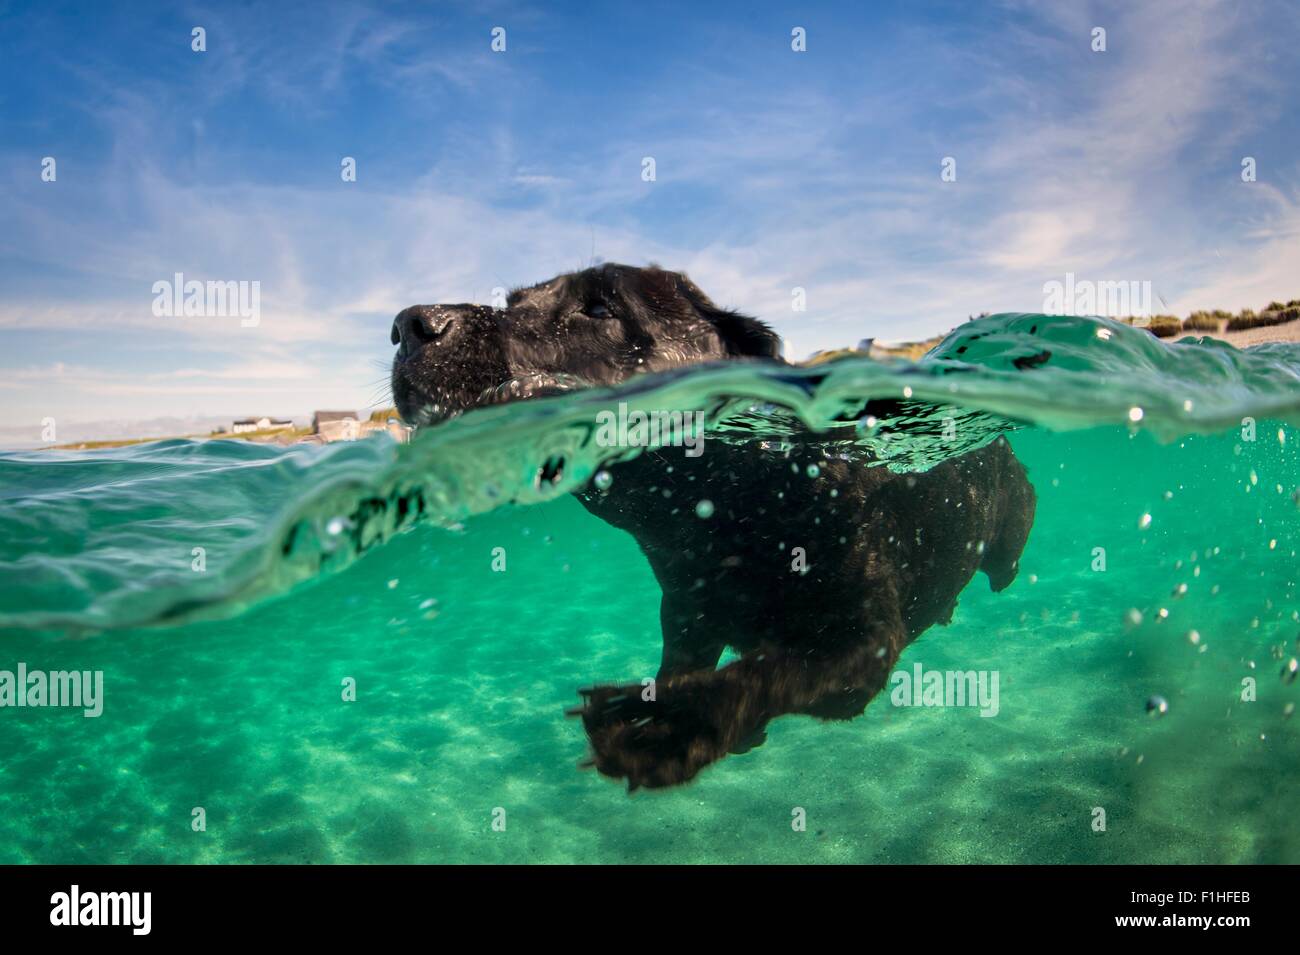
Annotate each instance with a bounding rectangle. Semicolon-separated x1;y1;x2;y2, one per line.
1138;513;1152;530
1128;407;1144;422
1282;658;1299;685
695;499;715;519
593;470;613;491
1146;695;1169;717
1125;608;1143;628
387;578;399;590
1186;630;1200;645
806;464;820;478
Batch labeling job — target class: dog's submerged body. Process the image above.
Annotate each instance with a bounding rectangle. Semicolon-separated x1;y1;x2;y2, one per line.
391;264;1036;789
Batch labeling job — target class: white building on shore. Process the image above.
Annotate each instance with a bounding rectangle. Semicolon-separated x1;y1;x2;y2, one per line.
230;416;293;434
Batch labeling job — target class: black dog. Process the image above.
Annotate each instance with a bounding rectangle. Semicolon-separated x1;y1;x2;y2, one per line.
391;264;1035;789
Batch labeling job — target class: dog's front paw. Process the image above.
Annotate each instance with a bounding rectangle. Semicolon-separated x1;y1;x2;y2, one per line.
568;681;729;790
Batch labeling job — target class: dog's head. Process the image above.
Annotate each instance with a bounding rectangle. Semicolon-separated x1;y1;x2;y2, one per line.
390;264;782;426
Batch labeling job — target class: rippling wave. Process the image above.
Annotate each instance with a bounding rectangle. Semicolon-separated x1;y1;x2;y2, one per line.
3;313;1298;633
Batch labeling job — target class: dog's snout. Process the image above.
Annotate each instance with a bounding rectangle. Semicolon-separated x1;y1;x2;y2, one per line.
392;306;455;347
392;306;461;355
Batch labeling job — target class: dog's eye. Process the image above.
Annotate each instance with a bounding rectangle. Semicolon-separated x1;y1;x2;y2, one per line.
584;303;612;319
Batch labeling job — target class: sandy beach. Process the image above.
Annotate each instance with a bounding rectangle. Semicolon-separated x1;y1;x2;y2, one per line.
858;318;1300;364
1174;321;1300;347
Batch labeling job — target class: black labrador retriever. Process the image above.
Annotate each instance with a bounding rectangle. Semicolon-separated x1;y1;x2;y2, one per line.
391;264;1035;789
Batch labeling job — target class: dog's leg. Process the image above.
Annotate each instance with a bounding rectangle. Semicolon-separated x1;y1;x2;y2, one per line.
573;603;905;789
980;444;1037;592
660;592;767;754
657;593;725;678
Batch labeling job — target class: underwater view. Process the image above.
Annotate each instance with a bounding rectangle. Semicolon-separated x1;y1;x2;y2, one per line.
3;313;1297;864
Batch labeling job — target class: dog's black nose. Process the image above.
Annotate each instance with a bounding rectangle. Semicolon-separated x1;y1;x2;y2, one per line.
392;306;459;356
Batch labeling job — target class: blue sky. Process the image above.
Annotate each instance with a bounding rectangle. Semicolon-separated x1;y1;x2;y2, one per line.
2;0;1299;432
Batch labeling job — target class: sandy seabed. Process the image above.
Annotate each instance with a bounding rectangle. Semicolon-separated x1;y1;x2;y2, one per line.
0;427;1296;864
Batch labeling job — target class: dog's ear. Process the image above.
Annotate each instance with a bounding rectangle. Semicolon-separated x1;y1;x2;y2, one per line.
673;274;783;359
709;310;783;358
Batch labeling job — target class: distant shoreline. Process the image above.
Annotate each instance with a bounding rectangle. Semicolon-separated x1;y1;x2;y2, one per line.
1172;321;1300;347
19;318;1300;452
813;316;1300;364
35;411;405;453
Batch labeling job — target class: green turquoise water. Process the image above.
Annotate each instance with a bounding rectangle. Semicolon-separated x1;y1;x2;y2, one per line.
1;314;1298;863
